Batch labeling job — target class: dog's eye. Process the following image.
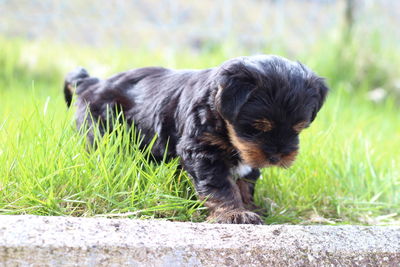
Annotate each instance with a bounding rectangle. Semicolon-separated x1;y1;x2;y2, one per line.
293;121;309;133
253;119;273;132
240;125;260;136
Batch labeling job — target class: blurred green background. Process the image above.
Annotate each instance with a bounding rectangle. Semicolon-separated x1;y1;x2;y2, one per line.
0;0;399;225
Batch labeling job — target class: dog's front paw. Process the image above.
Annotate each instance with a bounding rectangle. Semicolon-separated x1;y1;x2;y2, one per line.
208;208;264;225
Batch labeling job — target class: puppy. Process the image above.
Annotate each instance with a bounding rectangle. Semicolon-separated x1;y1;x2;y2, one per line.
64;55;328;224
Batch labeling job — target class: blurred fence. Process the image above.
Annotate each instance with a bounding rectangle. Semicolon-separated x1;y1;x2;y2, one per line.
0;0;399;52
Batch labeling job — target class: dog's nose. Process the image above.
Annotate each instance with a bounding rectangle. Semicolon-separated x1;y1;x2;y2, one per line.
268;155;281;164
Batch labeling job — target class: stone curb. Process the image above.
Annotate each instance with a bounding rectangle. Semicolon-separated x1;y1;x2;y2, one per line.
0;215;399;266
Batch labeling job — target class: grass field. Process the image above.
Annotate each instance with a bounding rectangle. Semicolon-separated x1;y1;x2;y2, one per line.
0;36;399;225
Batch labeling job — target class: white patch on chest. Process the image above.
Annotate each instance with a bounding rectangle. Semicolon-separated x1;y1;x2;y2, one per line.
231;162;253;180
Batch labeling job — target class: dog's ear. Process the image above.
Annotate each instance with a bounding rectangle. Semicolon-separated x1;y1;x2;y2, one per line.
310;78;329;122
217;63;257;122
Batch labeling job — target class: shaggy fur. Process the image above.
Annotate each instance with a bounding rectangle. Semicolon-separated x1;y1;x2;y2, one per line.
64;55;328;224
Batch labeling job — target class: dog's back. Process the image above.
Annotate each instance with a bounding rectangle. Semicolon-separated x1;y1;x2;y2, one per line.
62;66;188;158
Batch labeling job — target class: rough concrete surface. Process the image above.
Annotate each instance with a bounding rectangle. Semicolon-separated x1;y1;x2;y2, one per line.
0;215;399;266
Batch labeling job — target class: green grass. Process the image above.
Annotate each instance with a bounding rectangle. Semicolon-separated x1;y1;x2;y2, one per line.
0;36;399;225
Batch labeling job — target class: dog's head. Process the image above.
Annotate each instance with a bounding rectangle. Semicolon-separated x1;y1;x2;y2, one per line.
215;55;328;168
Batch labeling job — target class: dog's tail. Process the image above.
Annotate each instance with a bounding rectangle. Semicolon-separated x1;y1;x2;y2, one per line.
63;67;90;107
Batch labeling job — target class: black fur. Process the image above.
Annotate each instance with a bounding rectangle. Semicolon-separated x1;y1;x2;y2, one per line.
63;67;90;107
64;55;328;224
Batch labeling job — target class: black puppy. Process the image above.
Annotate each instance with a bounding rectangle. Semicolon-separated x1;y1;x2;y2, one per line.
64;55;328;224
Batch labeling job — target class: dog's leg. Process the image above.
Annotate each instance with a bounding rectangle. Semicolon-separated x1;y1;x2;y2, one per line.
181;154;264;225
235;169;265;214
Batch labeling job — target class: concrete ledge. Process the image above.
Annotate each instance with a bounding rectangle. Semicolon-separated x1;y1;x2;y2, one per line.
0;215;399;266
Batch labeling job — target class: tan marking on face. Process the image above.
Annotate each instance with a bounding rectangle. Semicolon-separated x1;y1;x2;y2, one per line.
278;150;299;168
293;121;308;133
226;123;268;168
253;119;273;132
